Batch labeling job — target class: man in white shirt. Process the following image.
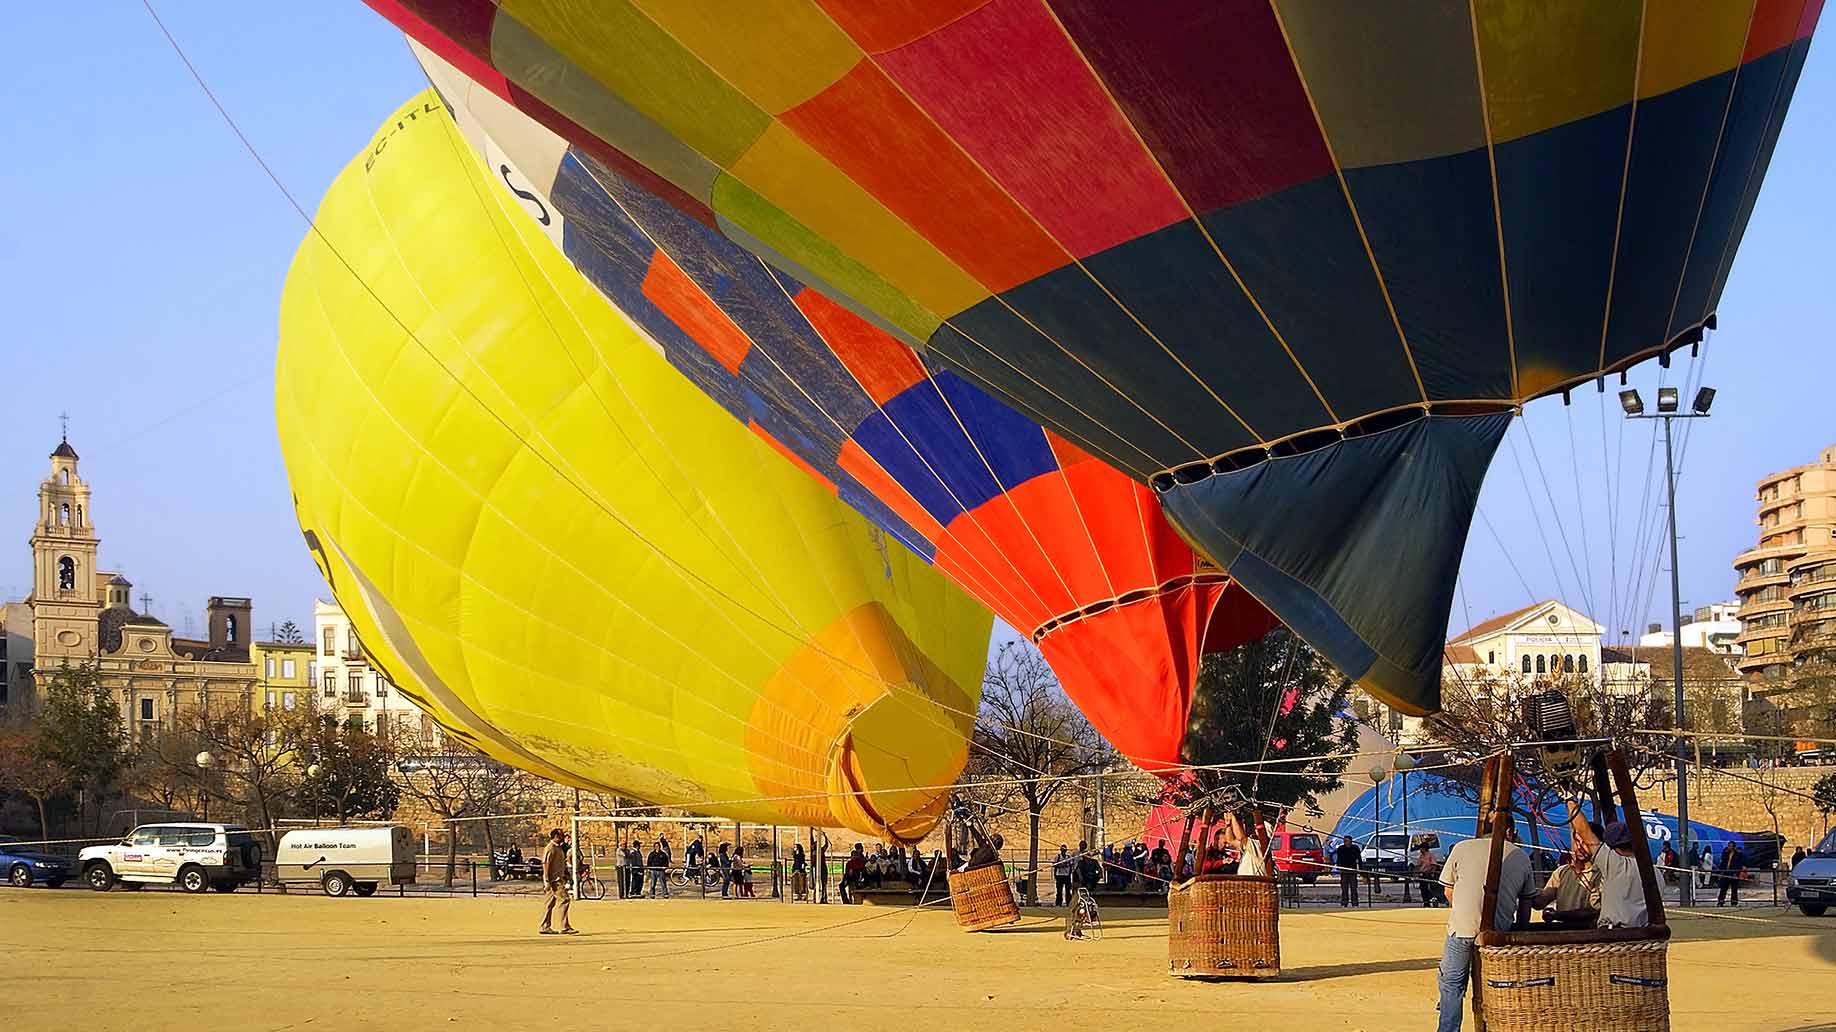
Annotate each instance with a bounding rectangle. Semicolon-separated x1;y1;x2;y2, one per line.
1435;816;1535;1032
1566;816;1650;929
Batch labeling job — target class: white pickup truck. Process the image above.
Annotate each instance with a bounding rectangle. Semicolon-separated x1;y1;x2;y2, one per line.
79;823;262;893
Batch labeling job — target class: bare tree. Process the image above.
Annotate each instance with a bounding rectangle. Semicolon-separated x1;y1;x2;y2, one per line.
392;727;524;886
179;708;311;849
964;641;1114;903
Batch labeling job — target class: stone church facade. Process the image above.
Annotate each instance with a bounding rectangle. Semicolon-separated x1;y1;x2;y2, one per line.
24;437;259;738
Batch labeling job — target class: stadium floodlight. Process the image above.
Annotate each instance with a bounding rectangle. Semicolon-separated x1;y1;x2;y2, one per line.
1618;389;1644;416
1657;386;1680;412
1693;386;1717;414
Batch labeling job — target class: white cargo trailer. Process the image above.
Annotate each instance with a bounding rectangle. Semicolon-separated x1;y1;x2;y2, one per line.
275;826;416;897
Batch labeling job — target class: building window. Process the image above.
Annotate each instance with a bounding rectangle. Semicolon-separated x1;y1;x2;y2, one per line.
323;671;336;698
281;659;296;679
1578;655;1589;673
282;691;297;711
265;690;277;710
1562;655;1575;674
1487;651;1495;665
225;614;238;644
348;672;363;695
265;658;276;679
375;676;388;698
58;556;76;590
139;697;154;721
1522;655;1532;674
322;627;335;656
58;502;69;526
74;505;83;528
1536;655;1546;674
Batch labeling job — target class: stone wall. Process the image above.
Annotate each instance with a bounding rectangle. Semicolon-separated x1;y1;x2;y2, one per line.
1640;764;1834;852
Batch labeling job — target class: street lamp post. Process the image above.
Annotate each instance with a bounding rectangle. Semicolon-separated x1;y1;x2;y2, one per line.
1395;751;1416;903
195;751;214;821
1621;384;1714;907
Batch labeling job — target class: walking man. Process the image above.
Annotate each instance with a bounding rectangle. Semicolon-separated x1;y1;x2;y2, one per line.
1717;841;1746;907
1334;836;1363;907
538;828;578;935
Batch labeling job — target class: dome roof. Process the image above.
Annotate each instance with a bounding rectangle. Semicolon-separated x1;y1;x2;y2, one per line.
51;439;78;460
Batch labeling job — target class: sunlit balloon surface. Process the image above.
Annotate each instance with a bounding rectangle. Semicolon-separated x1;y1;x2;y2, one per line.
368;0;1820;718
421;49;1279;770
277;92;992;839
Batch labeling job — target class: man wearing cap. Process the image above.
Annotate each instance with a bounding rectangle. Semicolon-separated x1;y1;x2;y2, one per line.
1566;814;1650;929
1434;813;1536;1032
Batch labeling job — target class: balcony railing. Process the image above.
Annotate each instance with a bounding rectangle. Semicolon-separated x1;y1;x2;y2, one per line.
342;692;370;707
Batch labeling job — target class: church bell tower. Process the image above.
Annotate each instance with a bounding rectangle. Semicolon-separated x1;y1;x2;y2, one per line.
28;432;101;663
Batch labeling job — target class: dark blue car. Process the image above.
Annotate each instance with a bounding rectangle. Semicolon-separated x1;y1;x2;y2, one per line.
1;834;72;888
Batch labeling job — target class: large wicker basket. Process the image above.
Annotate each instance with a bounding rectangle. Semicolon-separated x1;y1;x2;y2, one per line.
1167;874;1280;979
947;863;1019;932
1478;938;1669;1032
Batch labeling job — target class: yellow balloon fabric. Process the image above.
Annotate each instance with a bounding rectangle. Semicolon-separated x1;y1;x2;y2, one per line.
276;92;991;840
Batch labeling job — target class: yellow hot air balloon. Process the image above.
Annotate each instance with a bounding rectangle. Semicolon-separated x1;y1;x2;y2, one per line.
276;92;992;840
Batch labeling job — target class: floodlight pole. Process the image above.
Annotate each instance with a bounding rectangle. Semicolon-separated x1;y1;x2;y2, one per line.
1628;402;1708;907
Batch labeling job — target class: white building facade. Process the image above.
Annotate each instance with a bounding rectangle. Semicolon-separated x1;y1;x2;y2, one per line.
311;598;435;741
1637;602;1742;654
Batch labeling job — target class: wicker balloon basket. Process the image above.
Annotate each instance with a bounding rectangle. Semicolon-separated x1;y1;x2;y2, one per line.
947;862;1020;932
1167;874;1280;979
1477;937;1669;1032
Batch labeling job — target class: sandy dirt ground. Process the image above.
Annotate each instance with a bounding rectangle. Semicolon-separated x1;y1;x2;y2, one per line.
3;890;1831;1031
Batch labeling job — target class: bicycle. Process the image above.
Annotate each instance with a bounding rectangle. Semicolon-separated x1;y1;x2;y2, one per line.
576;863;606;901
1064;887;1101;940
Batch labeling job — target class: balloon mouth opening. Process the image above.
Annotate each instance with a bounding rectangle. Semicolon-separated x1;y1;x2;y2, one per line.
1149;402;1517;493
825;691;964;845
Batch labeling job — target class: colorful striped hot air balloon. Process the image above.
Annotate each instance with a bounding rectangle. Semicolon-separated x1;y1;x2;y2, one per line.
277;91;992;840
367;0;1821;721
422;52;1277;770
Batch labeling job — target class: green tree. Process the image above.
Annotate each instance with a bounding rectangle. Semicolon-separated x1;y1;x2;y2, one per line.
1813;773;1836;836
1175;626;1358;819
35;663;126;832
0;725;71;841
276;620;304;645
297;722;400;823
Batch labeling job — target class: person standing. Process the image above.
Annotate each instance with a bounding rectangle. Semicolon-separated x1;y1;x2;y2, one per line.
1334;836;1363;907
1717;841;1746;907
1052;845;1073;906
1436;816;1536;1032
715;842;732;898
842;843;865;903
538;828;578;936
791;843;808;901
646;840;668;898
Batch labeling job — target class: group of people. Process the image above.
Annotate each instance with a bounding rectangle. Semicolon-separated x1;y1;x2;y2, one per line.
1656;839;1750;905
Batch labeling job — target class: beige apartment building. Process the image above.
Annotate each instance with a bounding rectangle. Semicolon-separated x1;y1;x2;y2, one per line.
1733;444;1836;679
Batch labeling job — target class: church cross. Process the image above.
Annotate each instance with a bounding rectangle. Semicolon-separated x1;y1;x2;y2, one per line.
59;411;69;441
139;592;153;613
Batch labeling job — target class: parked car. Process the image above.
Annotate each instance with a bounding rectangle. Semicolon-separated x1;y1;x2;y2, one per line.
79;823;262;893
1268;830;1326;883
275;826;416;897
0;834;72;888
1359;831;1414;878
1787;826;1836;917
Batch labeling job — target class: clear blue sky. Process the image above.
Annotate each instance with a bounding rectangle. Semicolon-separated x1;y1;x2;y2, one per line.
1;4;1829;649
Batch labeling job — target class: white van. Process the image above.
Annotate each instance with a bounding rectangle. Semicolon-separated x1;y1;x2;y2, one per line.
275;826;416;897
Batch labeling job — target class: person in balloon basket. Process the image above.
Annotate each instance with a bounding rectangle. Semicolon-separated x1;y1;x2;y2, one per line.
538;828;579;936
1531;832;1602;928
1563;816;1650;929
1435;814;1535;1032
1333;836;1363;907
